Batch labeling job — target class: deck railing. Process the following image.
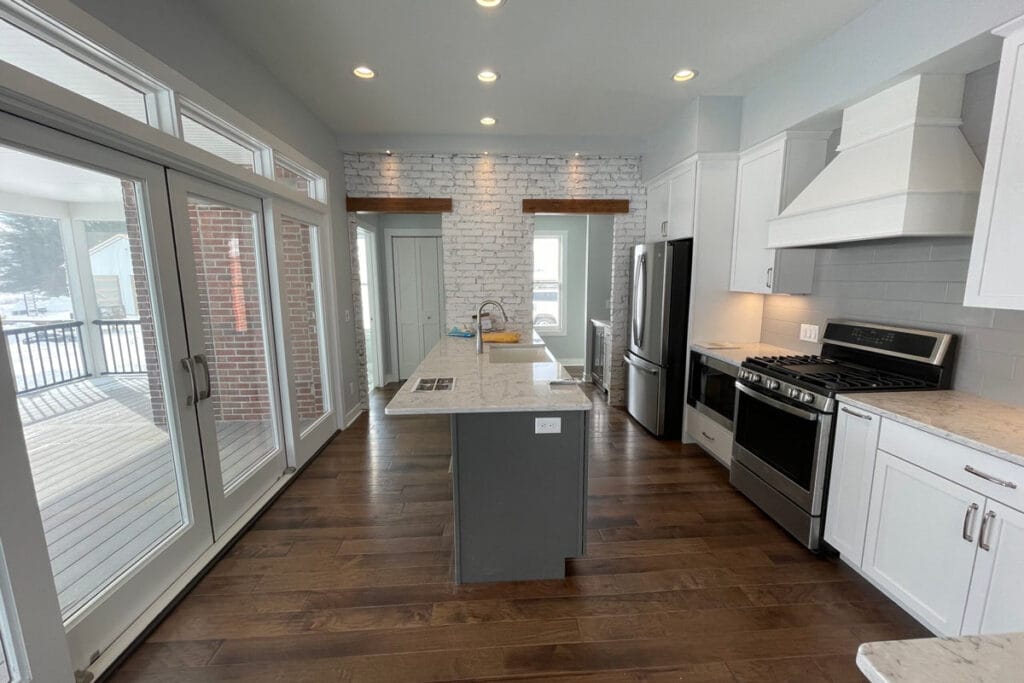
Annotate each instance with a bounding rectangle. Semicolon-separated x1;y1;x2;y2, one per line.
94;319;146;374
4;321;89;393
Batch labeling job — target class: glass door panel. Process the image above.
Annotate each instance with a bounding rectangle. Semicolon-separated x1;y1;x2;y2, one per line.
267;200;336;467
0;115;210;671
167;171;286;537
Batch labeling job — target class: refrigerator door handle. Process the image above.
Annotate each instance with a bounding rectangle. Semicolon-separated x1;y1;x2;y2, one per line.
623;353;658;375
632;253;647;348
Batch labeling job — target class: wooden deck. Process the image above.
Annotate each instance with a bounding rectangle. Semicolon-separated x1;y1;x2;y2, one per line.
17;376;275;619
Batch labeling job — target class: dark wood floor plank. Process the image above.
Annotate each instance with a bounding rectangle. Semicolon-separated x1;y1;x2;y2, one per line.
108;383;927;682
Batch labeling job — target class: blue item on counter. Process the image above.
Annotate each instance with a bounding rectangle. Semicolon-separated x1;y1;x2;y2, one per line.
447;326;474;338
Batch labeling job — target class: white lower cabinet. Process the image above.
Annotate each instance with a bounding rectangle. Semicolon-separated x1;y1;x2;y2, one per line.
827;403;1024;637
824;405;881;565
861;450;980;636
962;500;1024;634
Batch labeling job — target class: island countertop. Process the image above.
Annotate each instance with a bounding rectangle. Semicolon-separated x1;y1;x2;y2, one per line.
384;336;593;415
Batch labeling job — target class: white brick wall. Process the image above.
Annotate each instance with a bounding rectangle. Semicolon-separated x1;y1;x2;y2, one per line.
343;152;645;405
348;215;369;409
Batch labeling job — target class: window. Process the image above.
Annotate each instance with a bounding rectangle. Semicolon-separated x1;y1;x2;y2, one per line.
179;104;264;174
533;232;566;334
0;10;161;125
274;154;323;201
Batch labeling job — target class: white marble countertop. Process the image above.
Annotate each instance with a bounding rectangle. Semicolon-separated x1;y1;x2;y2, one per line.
385;335;592;415
857;632;1024;682
690;341;802;367
837;391;1024;466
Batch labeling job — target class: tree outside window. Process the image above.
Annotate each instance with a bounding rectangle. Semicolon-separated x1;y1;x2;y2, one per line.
0;212;72;320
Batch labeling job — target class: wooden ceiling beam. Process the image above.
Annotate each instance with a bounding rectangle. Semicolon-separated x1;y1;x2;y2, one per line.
521;199;630;214
346;197;453;213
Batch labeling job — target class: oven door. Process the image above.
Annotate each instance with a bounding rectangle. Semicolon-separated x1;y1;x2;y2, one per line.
732;382;833;515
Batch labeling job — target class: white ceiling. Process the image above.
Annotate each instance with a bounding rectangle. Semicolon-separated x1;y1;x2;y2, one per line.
196;0;878;153
0;146;124;204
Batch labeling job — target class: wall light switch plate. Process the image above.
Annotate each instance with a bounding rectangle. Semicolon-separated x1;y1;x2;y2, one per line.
535;417;561;434
799;324;820;343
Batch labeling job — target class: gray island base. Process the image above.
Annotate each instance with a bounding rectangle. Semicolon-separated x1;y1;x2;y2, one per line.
384;334;593;583
452;410;588;583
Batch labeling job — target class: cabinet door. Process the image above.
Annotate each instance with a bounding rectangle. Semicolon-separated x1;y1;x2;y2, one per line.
729;145;783;293
824;405;881;567
965;20;1024;310
666;165;696;240
962;499;1024;635
863;450;980;636
645;180;670;242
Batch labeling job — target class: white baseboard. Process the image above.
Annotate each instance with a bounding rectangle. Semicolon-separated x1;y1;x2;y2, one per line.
343;404;364;428
561;357;585;366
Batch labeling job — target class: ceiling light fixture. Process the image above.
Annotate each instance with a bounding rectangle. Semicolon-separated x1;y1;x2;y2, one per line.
477;70;500;83
672;68;697;82
574;152;580;158
476;0;504;7
385;149;392;155
353;65;376;79
480;116;497;126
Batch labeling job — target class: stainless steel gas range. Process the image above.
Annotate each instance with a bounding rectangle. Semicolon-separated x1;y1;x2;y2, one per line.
730;319;957;550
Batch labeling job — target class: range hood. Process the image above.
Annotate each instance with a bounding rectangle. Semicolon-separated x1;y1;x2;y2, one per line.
768;74;983;248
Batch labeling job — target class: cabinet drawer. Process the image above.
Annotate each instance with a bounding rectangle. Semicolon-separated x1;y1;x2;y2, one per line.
879;419;1024;511
687;408;733;467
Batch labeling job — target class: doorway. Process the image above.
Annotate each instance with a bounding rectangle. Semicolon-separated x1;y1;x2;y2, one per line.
389;234;444;379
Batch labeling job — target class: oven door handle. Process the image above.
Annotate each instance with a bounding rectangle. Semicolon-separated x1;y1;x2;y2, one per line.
735;382;819;422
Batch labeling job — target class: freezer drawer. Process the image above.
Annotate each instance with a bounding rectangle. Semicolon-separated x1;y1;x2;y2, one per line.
624;352;667;436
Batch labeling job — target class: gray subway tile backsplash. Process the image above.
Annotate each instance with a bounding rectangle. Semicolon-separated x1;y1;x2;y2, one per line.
760;237;1024;406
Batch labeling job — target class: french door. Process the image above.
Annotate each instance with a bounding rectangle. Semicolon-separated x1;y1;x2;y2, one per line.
0;113;212;671
166;171;287;538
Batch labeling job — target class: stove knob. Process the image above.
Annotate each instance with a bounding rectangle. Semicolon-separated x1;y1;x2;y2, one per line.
765;379;780;390
799;392;815;404
787;388;800;399
738;370;748;380
748;373;762;384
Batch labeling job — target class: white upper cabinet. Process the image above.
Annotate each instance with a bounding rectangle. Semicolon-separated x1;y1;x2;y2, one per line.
645;177;670;242
824;403;881;568
644;160;696;243
729;131;829;294
965;15;1024;310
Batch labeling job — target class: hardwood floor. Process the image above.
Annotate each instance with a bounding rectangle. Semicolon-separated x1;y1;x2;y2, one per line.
107;384;926;682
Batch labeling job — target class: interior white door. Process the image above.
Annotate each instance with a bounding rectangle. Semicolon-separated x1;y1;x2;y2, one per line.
393;236;444;379
0;113;212;672
266;200;336;468
962;499;1024;635
166;171;287;539
863;450;980;636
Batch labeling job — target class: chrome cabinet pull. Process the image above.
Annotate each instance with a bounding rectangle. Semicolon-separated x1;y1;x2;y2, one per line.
180;357;198;406
701;431;715;442
765;266;773;289
980;510;996;551
840;406;872;421
964;465;1018;489
962;503;979;542
660;220;668;236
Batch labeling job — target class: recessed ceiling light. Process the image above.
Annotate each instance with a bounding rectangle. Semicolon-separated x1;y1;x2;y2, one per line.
353;65;376;79
480;116;497;126
477;70;500;83
483;151;489;155
476;0;504;7
672;68;697;82
385;149;392;155
573;152;580;158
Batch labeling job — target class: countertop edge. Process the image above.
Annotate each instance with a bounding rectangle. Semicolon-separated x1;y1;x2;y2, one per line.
854;647;887;683
385;403;593;416
689;341;803;367
836;392;1024;466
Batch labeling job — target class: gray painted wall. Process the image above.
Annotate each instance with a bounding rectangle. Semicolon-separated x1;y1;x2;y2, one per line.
536;215;588;363
66;0;363;416
586;215;614;324
738;0;1022;148
643;97;743;180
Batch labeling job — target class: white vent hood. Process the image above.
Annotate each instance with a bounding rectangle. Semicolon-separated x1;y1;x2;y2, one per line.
768;74;983;248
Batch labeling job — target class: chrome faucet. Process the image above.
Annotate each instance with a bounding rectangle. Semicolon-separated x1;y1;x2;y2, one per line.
476;300;508;353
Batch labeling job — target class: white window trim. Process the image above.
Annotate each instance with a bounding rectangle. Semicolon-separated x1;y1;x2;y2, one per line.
534;229;568;337
177;98;270;176
0;0;329;211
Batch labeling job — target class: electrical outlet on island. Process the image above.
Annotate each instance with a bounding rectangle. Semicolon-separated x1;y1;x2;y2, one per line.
799;323;820;343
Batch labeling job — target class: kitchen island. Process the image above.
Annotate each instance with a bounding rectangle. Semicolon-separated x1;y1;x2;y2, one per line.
385;335;592;583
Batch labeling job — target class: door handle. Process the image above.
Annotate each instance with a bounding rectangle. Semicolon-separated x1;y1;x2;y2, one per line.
623;354;658;375
765;266;774;289
181;357;198;406
980;510;996;551
194;354;212;401
962;502;979;543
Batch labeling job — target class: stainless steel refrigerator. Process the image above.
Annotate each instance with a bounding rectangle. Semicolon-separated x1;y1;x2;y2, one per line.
625;239;692;439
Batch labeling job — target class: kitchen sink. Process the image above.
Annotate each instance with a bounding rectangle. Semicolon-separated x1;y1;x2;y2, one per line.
488;344;554;364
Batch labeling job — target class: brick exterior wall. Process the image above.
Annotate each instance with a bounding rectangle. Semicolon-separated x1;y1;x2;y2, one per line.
122;180;166;425
188;203;272;422
343;153;645;405
279;216;327;422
